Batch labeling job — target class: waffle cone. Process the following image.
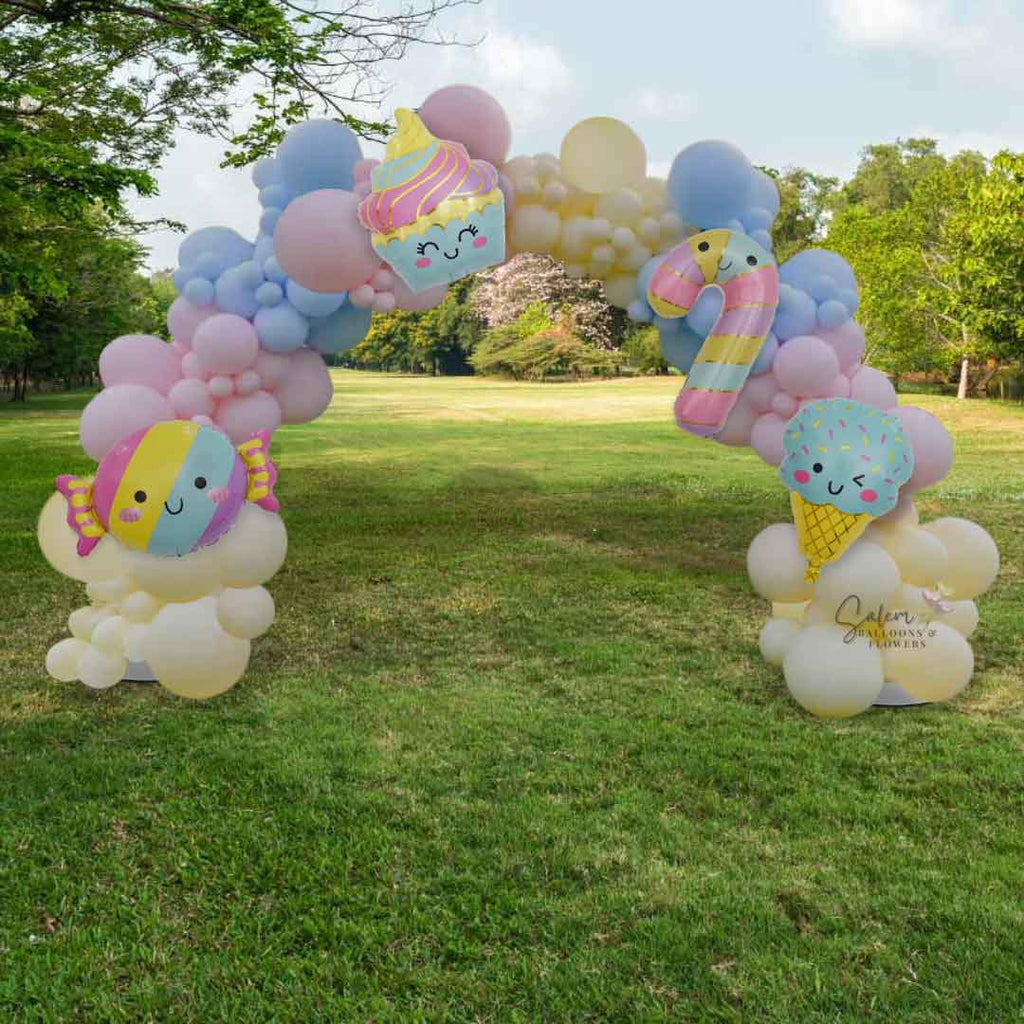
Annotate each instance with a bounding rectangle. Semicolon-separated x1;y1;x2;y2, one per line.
790;491;871;583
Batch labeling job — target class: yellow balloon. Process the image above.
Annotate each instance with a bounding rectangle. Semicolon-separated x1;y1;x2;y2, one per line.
560;117;646;195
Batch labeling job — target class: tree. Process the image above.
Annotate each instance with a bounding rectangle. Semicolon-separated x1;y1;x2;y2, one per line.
831;139;948;216
763;166;838;262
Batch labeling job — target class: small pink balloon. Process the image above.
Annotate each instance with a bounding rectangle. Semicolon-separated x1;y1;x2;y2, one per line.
893;405;953;492
215;390;282;444
827;373;852;398
169;378;214;419
79;385;174;461
849;365;897;409
235;369;261;396
817;320;866;373
353;158;379;183
353;180;371;199
169;340;188;356
419;84;512;167
274;189;380;293
208;375;234;398
772;335;840;398
167;297;216;348
771;392;798;419
349;284;376;309
192;414;215;428
275;348;333;424
181;352;202;379
750;412;788;467
372;268;395;291
253;351;291;390
716;396;759;447
372;292;397;314
192;314;259;375
741;373;780;414
99;334;182;395
393;278;448;312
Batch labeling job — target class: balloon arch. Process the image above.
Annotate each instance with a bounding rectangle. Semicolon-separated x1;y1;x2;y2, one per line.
38;85;999;718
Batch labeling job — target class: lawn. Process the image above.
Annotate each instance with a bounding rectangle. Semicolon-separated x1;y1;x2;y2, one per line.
1;373;1023;1022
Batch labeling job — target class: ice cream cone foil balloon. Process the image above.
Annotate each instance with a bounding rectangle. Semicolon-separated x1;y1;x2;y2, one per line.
357;109;506;292
780;399;914;581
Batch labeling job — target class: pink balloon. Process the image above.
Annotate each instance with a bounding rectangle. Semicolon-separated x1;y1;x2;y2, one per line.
236;369;261;396
893;405;954;492
353;180;371;200
275;349;333;424
419;84;512;167
372;267;395;291
169;378;214;419
750;413;788;466
849;365;897;409
393;278;448;312
79;385;174;461
827;374;852;398
817;320;866;373
741;373;780;414
208;375;234;398
253;351;291;390
99;334;182;395
771;392;798;419
167;297;216;348
716;396;759;447
372;292;396;313
353;158;379;183
772;335;840;398
274;189;380;293
215;390;282;444
192;314;259;375
181;352;202;379
349;285;376;309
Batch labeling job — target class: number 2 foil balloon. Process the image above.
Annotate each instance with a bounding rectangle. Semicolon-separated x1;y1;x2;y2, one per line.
357;108;506;292
780;399;914;581
55;421;278;558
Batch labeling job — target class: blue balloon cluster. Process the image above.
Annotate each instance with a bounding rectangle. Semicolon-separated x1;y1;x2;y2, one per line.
172;120;373;358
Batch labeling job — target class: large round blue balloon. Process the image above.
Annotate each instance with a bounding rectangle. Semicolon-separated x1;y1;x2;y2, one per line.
254;301;310;352
286;279;348;318
178;227;253;279
307;303;373;355
276;119;362;195
779;249;857;296
668;140;755;230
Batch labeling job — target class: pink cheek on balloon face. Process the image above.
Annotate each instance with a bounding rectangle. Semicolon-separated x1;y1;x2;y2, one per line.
473;236;488;249
793;470;810;484
118;507;142;523
416;257;432;269
860;489;878;503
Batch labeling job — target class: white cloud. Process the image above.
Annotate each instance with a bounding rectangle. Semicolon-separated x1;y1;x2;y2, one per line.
633;89;694;121
827;0;987;49
913;128;1024;158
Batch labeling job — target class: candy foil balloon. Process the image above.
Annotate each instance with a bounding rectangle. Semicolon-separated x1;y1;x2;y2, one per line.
648;229;779;437
55;421;279;558
357;109;505;292
779;399;914;581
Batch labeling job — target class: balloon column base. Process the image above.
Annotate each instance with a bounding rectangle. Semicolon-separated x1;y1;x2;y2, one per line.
872;682;929;708
122;660;158;683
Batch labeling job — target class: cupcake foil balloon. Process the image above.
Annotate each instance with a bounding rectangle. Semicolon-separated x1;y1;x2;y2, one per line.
357;108;506;291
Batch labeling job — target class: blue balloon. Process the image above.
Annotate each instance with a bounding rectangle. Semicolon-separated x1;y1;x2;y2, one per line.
779;249;856;296
276;119;362;195
259;184;293;210
749;229;773;252
659;322;706;374
626;299;652;323
183;278;215;306
254;301;310;352
307;303;372;355
194;252;224;279
262;257;288;284
743;206;774;233
750;169;781;219
178;227;253;277
236;260;264;289
214;265;260;318
808;273;838;303
836;287;860;316
750;332;779;376
817;299;851;330
255;281;284;307
173;266;199;293
251;157;280;189
685;288;723;338
253;234;275;267
668;140;756;230
772;284;818;341
259;208;282;235
286;279;347;318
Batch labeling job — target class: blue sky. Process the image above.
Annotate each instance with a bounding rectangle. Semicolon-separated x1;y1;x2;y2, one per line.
134;0;1024;269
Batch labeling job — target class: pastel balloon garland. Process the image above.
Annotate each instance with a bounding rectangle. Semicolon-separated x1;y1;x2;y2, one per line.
38;84;999;715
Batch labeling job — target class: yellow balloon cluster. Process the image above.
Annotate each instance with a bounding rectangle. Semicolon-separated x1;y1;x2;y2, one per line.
502;118;687;310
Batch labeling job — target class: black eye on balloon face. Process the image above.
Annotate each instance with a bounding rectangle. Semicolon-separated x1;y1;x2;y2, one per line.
697;241;710;252
746;255;758;266
812;463;824;474
194;476;207;489
134;490;147;503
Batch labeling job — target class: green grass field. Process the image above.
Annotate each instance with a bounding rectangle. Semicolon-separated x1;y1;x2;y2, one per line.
2;373;1023;1022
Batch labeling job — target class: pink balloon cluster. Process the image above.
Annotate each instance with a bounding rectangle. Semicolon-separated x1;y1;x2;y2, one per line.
716;320;953;505
81;311;334;459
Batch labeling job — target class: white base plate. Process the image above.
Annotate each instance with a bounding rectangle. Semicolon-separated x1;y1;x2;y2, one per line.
122;660;158;683
873;681;930;708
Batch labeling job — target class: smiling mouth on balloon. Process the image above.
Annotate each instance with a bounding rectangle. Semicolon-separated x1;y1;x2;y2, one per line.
164;497;184;515
827;481;845;496
444;249;459;260
718;259;733;273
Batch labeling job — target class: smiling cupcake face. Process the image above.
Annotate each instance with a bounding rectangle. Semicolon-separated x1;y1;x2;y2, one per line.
779;399;915;516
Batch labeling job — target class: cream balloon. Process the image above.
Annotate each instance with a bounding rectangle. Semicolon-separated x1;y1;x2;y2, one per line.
746;523;814;604
68;605;114;641
813;542;901;620
91;615;129;655
46;638;89;682
883;621;974;702
510;205;561;253
127;544;223;603
759;618;800;667
216;506;288;589
783;625;884;718
771;601;808;624
37;491;128;584
923;518;999;599
875;525;949;588
77;646;126;690
216;586;276;640
120;590;162;623
560;117;646;195
144;597;251;700
942;600;979;638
